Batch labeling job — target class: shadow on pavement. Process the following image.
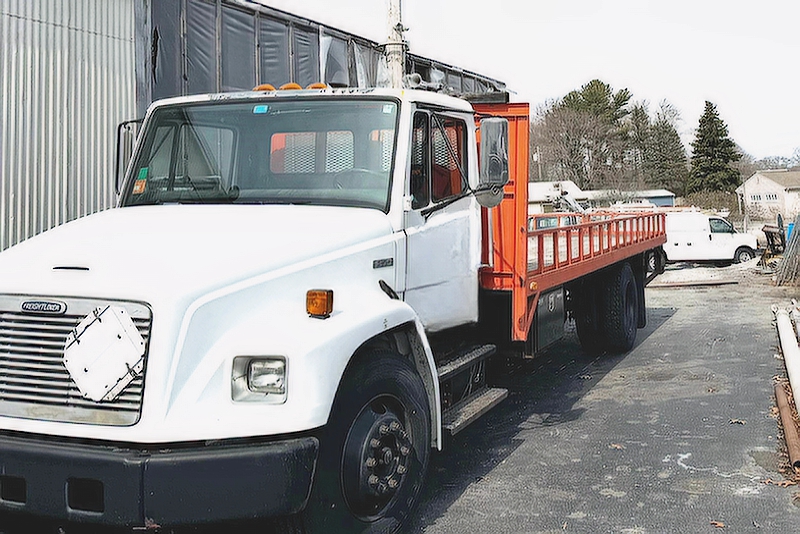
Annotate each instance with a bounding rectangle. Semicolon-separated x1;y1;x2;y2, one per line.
407;306;675;532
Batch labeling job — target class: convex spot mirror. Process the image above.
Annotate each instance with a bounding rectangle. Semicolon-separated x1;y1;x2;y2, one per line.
477;117;509;208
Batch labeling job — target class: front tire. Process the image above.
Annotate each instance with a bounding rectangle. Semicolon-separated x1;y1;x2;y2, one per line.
301;351;430;534
734;246;755;263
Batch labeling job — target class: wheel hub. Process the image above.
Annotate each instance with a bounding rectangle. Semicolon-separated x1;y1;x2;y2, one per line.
342;399;412;518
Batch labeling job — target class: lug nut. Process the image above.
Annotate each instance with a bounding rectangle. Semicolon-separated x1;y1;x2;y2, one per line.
366;457;377;468
396;464;407;474
368;475;379;486
379;424;389;435
389;421;401;431
400;446;410;456
370;438;381;448
387;478;398;489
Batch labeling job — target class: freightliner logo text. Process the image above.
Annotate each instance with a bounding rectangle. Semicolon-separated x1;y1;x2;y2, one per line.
21;300;67;315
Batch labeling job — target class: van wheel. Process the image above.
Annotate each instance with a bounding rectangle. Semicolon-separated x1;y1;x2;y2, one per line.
301;351;430;534
646;252;657;273
734;247;755;263
602;262;638;353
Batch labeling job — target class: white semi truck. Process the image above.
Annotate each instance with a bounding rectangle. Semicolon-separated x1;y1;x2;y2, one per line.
0;86;665;533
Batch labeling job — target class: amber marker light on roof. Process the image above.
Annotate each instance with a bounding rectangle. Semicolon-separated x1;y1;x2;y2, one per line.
306;290;334;318
279;82;303;90
305;82;327;89
253;83;276;91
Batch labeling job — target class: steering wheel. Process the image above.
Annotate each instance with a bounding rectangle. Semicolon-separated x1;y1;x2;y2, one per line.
333;168;385;190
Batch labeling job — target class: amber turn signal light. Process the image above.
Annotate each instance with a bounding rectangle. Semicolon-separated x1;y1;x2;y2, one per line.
306;290;333;318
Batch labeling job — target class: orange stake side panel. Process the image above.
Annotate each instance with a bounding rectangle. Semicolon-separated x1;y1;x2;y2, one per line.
475;103;667;342
474;103;530;335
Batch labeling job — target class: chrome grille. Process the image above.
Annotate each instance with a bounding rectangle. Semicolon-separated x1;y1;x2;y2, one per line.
0;296;151;426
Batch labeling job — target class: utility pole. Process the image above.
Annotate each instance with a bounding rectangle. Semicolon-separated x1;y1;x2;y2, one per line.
386;0;406;89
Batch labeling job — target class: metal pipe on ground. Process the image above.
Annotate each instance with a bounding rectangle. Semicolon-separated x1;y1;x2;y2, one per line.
773;306;800;404
775;382;800;469
791;299;800;340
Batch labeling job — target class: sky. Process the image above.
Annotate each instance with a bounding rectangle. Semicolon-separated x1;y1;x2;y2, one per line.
259;0;800;161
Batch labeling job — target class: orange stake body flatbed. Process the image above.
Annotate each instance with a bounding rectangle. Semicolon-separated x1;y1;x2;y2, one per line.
474;103;667;342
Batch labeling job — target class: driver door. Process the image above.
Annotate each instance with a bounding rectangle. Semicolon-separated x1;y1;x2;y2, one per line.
403;110;479;332
708;217;735;260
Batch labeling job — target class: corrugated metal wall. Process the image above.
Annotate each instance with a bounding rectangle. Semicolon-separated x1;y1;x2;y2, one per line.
0;0;135;251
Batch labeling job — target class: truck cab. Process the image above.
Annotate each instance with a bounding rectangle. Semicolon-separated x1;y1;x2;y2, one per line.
0;87;508;531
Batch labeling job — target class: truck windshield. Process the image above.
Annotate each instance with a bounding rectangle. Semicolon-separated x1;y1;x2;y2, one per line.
120;98;399;211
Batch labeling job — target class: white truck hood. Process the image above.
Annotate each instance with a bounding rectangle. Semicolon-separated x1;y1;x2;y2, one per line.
0;204;394;302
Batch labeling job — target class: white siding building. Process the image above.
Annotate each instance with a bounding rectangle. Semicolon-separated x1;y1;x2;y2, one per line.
736;169;800;220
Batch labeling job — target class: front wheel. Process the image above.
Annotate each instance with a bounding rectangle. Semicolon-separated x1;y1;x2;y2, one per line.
734;246;756;264
300;351;430;534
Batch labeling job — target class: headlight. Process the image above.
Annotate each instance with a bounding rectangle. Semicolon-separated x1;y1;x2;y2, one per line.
248;359;285;394
232;356;287;402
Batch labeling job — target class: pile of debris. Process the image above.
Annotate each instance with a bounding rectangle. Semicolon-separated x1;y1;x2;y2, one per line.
775;215;800;285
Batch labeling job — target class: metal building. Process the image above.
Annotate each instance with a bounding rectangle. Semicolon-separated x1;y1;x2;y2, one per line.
1;0;505;251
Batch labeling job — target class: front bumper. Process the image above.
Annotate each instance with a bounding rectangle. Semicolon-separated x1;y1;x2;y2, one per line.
0;432;317;527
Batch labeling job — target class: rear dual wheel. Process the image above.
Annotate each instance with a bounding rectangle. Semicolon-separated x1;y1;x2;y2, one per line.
574;262;639;354
602;262;638;353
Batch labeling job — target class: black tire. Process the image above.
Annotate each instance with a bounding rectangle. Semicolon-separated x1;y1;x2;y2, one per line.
574;283;604;355
301;351;430;534
734;246;755;264
601;262;638;353
646;251;657;273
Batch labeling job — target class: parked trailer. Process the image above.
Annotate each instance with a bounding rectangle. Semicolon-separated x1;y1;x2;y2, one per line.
0;88;665;533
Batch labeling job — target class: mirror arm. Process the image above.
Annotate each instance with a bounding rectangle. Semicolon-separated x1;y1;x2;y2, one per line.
420;190;472;218
115;118;144;195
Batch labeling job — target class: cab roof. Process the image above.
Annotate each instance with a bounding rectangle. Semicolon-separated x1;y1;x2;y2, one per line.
146;87;476;115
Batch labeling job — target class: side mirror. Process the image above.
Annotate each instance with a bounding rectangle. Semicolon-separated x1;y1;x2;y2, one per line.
477;117;509;208
115;119;143;195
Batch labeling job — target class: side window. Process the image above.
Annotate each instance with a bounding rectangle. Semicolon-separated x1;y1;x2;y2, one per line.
431;116;466;202
410;112;430;209
709;218;732;233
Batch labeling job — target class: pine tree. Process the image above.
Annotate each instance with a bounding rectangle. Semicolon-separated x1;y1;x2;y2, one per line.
646;116;688;196
688;101;741;193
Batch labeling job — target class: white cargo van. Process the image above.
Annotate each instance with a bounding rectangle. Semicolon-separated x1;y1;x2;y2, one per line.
663;212;758;264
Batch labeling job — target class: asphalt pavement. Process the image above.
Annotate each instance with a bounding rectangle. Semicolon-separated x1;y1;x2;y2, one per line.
409;263;800;533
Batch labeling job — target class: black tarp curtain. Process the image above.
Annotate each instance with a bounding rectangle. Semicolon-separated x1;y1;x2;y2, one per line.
150;0;503;102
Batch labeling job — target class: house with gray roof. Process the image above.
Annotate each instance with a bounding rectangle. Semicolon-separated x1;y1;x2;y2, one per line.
736;169;800;220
